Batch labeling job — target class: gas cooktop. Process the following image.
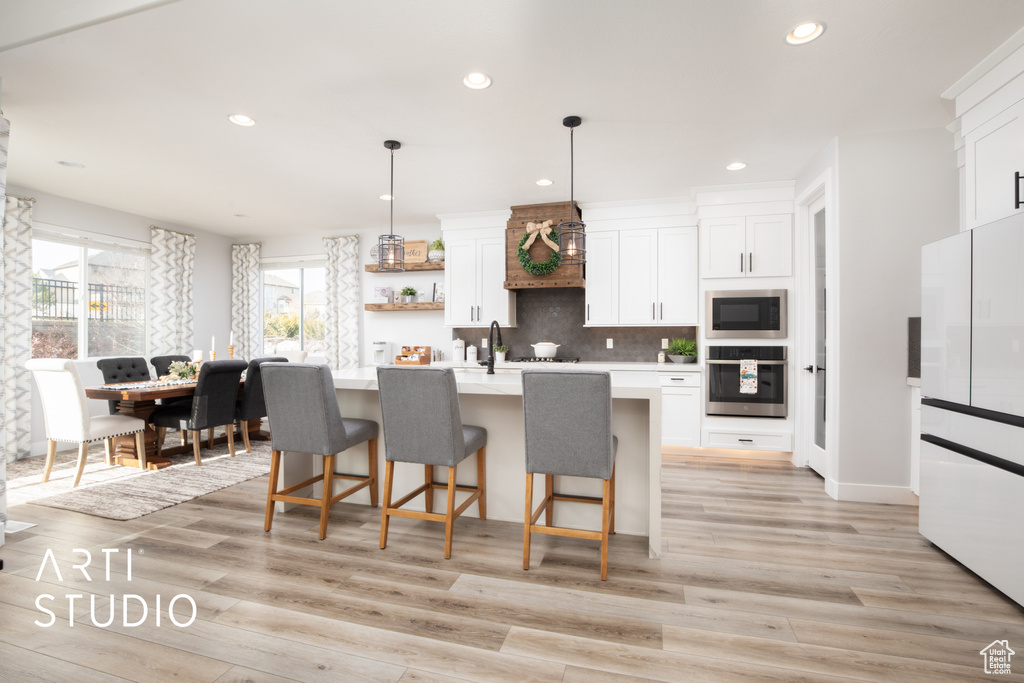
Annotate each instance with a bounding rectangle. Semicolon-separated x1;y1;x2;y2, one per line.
508;357;580;363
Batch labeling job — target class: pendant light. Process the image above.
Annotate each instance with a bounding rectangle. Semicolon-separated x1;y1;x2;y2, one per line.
377;140;404;272
557;116;586;265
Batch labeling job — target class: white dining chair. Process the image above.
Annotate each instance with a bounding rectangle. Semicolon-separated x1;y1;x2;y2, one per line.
26;358;148;487
276;349;308;363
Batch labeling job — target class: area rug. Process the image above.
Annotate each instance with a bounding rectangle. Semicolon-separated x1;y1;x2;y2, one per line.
6;435;271;521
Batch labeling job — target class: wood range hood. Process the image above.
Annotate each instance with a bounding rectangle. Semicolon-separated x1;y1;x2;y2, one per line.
503;201;585;290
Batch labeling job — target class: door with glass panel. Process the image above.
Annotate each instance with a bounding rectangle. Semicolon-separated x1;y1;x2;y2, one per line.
805;198;829;476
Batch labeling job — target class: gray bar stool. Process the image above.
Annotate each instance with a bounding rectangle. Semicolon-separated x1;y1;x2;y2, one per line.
376;366;487;559
521;369;617;580
260;362;379;540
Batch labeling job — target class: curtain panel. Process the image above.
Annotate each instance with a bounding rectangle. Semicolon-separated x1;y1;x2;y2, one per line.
149;226;196;356
230;243;261;361
323;235;360;369
0;117;9;540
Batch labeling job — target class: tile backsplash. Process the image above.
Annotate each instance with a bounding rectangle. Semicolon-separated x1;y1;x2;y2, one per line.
453;288;696;362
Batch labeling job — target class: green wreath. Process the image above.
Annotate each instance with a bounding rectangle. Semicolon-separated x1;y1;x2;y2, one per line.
518;228;561;276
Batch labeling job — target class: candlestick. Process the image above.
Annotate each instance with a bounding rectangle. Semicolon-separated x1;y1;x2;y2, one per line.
229;330;234;346
210;350;216;361
228;344;235;360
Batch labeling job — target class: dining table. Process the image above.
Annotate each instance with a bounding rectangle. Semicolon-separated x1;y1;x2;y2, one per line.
84;378;261;469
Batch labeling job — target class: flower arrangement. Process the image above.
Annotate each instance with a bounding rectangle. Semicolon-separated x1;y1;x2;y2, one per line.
167;360;198;380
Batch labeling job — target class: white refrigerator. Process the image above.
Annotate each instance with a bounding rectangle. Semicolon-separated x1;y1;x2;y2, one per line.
920;216;1024;607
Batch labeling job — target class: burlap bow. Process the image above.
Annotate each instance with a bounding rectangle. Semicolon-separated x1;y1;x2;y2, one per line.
522;220;559;251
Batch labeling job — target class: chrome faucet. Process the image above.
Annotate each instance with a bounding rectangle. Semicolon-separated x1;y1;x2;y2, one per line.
487;320;503;374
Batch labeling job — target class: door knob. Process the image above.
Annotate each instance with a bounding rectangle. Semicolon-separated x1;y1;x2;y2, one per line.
803;365;814;373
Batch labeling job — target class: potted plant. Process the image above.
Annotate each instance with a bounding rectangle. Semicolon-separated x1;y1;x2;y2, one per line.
400;286;417;303
428;238;445;262
667;338;697;363
493;344;508;363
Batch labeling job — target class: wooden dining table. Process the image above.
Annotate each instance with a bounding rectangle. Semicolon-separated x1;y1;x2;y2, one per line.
85;379;262;469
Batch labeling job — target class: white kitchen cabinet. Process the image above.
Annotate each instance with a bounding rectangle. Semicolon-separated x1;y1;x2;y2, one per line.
584;231;618;325
965;99;1024;229
660;371;701;448
700;214;792;278
444;233;516;327
585;226;698;327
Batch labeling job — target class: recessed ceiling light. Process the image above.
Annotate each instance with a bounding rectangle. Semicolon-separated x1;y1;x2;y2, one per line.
228;113;256;126
57;160;85;168
462;72;492;90
786;22;825;45
726;162;747;171
536;179;553;186
379;194;393;201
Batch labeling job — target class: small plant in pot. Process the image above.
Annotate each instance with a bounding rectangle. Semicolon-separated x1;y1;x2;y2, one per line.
400;286;417;303
493;344;508;363
667;338;697;363
428;238;445;262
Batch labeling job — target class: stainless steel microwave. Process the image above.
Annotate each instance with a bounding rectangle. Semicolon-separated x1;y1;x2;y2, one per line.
705;289;787;339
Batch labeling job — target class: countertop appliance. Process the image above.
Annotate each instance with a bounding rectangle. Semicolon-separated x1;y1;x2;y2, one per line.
372;341;391;366
920;218;1024;607
706;289;787;338
706;345;787;417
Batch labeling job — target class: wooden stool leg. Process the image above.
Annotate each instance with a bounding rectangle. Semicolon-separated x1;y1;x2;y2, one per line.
523;472;534;570
226;424;236;457
476;446;487;520
207;428;214;449
181;429;188;447
73;442;89;488
42;440;57;483
424;464;434;513
104;438;114;466
135;431;147;471
192;430;203;466
609;464;617;535
242;423;252;453
368;438;379;508
444;465;457;559
544;474;555;526
265;450;281;531
601;477;611;581
319;454;335;540
379;460;394;549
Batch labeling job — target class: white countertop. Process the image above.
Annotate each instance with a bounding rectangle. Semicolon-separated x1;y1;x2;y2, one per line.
441;360;701;373
333;364;664;399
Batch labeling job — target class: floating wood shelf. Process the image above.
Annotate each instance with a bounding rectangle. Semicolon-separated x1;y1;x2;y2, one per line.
364;302;445;311
364;261;445;272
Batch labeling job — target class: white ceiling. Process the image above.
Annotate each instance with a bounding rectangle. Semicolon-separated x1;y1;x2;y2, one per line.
2;0;1023;237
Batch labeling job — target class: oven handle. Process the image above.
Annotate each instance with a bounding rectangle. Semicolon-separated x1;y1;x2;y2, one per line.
707;359;786;365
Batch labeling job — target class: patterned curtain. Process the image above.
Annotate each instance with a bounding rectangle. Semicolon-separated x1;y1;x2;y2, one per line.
149;226;196;356
230;243;261;361
323;235;360;369
0;116;8;542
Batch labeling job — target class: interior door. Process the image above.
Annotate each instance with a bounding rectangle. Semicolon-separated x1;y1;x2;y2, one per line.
804;198;829;476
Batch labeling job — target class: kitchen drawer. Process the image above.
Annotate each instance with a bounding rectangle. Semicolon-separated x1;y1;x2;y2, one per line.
702;429;792;452
659;373;701;388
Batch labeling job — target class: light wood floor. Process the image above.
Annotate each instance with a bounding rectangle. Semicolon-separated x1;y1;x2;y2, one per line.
2;454;1023;682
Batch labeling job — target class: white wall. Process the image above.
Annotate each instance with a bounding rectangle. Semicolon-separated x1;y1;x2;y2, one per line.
250;222;453;366
803;129;959;500
10;185;233;455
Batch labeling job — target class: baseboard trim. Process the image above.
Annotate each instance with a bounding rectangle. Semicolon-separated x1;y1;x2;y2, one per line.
833;481;919;506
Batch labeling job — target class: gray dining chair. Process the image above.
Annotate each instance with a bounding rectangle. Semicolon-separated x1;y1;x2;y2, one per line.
26;359;148;485
149;359;247;465
376;366;486;559
260;362;379;540
95;357;151;415
521;369;617;580
234;355;287;453
151;354;191;378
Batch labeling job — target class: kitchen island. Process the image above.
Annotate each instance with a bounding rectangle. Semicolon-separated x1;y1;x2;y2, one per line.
277;365;664;557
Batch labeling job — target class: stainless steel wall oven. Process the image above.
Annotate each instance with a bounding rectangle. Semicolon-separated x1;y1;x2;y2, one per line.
706;345;787;417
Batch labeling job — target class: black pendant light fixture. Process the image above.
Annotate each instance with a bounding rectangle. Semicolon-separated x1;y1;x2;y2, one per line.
557;115;586;265
377;139;404;272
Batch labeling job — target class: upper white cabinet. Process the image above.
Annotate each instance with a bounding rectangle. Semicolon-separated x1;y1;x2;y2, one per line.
965;99;1024;229
585;226;698;326
700;214;792;278
444;230;516;327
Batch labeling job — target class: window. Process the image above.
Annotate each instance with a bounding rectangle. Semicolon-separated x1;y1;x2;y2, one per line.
262;263;326;355
31;230;148;359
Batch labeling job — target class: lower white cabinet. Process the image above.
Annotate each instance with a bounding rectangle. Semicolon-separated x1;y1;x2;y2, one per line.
702;429;793;451
660;371;701;448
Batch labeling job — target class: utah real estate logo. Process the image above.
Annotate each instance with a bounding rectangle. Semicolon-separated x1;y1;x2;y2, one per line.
980;640;1014;675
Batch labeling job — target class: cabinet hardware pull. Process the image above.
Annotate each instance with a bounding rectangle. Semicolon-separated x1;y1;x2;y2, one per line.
749;252;753;272
1017;171;1023;210
660;302;663;319
740;253;744;273
738;438;754;443
652;302;655;319
587;303;590;320
470;306;474;322
670;377;687;381
477;305;481;320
